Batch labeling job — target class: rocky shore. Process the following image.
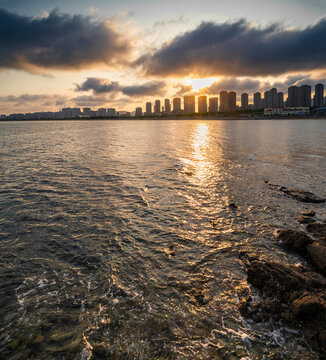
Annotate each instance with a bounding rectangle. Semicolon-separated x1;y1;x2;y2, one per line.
239;187;326;358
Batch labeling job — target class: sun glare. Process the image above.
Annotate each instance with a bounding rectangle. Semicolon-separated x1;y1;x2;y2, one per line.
184;78;217;92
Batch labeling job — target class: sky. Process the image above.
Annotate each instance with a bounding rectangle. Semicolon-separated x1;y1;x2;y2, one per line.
1;0;326;114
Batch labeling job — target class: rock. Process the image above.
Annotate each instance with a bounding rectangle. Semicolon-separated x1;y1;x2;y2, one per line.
282;188;325;203
301;211;316;217
306;243;326;276
292;292;326;319
306;223;326;239
268;184;325;203
32;335;44;344
295;215;316;224
241;257;326;356
228;203;238;210
247;260;325;300
277;229;313;253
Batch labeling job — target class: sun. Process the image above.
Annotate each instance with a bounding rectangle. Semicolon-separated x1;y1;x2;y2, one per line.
183;77;217;92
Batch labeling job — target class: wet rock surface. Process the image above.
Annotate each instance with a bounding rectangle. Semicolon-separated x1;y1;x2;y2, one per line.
306;223;326;240
267;183;325;203
241;206;326;357
277;229;313;253
240;256;326;356
296;215;316;224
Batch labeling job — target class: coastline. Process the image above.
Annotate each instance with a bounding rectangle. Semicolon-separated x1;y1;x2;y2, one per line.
1;116;326;122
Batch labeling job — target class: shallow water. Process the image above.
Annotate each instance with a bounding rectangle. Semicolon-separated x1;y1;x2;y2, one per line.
0;119;326;359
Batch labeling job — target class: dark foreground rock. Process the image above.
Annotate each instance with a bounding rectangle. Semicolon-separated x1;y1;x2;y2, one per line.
277;229;313;253
296;215;316;224
306;243;326;276
239;257;326;356
268;183;325;203
306;223;326;241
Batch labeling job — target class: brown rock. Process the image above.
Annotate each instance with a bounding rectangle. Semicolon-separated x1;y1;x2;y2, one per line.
301;211;316;217
242;258;326;356
292;292;326;319
277;229;313;253
295;216;316;224
282;189;325;203
306;243;326;276
306;223;326;239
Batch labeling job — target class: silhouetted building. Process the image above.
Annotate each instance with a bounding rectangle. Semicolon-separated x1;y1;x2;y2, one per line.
278;92;284;107
300;85;311;107
184;95;195;113
228;91;236;111
164;99;171;114
209;97;218;112
288;86;301;107
146;102;152;115
219;91;229;112
314;83;324;107
253;92;262;109
241;93;249;110
135;107;143;116
154;100;161;114
173;98;181;113
198;96;208;113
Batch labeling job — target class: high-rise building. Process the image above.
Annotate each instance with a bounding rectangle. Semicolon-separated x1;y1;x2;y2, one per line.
154;100;161;114
253;92;262;109
184;95;195;113
228;91;236;111
241;93;249;110
108;108;116;117
135;107;143;117
299;85;311;107
219;91;229;112
288;86;301;107
164;99;171;114
198;96;208;113
314;83;324;107
173;98;182;113
209;97;218;112
146;102;152;115
278;92;284;107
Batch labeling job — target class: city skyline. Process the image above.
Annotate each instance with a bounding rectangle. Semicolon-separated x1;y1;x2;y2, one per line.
1;1;326;114
2;82;325;119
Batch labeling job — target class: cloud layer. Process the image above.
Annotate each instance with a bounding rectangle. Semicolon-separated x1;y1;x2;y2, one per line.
0;8;131;71
136;18;326;78
76;78;168;97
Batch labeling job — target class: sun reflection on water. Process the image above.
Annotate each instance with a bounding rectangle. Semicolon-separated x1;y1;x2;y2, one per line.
180;123;213;184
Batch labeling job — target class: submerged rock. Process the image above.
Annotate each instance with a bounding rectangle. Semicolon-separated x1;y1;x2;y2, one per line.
295;215;316;224
277;229;313;253
268;184;325;203
240;257;326;356
282;188;325;203
301;211;316;217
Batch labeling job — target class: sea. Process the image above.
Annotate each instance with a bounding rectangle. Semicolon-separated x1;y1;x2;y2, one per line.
0;119;326;359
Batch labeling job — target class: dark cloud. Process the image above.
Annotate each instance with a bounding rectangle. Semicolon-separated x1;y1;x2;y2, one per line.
75;78;167;97
0;8;132;71
75;78;120;93
136;18;326;77
173;83;194;96
122;81;167;96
